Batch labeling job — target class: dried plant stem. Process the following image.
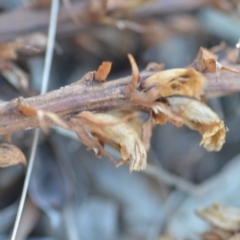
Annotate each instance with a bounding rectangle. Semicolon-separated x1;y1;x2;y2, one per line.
0;72;149;135
10;0;60;239
0;70;240;136
204;71;240;97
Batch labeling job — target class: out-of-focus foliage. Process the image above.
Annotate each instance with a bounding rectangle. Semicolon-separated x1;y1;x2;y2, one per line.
1;0;240;239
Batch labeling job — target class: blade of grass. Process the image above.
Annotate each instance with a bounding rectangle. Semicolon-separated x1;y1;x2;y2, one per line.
10;0;60;239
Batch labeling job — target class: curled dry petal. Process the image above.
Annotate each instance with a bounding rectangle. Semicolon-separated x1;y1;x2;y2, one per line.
167;96;226;151
128;53;140;89
0;143;26;168
197;204;240;232
72;111;147;172
141;68;205;100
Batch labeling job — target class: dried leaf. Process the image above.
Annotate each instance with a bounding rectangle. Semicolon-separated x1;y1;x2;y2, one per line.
72;111;147;172
197;204;240;232
1;63;29;90
0;143;26;168
15;33;48;55
167;96;226;151
94;61;112;82
141;68;205;101
0;42;21;61
195;47;218;72
128;53;139;89
0;38;43;71
195;47;240;75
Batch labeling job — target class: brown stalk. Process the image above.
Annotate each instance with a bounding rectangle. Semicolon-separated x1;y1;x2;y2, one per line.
0;68;240;136
204;70;240;98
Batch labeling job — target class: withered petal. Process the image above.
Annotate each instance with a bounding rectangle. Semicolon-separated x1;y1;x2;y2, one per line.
73;111;147;172
167;96;226;151
141;68;205;100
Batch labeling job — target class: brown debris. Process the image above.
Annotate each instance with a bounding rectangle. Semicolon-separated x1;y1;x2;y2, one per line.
197;204;240;232
0;42;20;61
0;42;22;70
94;61;112;82
195;47;218;72
194;47;240;75
0;142;26;168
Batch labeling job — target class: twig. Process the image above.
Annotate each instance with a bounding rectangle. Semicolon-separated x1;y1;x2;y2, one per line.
0;72;151;135
1;67;240;136
204;70;240;98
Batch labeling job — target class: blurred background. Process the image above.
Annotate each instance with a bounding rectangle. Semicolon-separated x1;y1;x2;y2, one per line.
1;0;240;239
